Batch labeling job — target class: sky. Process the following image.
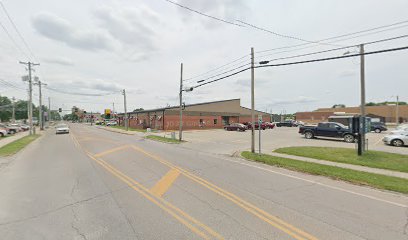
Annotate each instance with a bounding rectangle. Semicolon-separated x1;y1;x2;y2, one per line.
0;0;407;114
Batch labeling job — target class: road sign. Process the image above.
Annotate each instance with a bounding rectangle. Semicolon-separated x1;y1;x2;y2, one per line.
258;115;262;121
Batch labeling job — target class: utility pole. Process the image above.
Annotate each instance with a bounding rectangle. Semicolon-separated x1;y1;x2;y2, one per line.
48;97;51;122
122;89;128;131
34;77;46;130
251;47;255;153
359;44;366;154
112;102;115;119
396;95;399;124
179;63;183;142
20;61;39;135
90;111;93;126
11;97;15;123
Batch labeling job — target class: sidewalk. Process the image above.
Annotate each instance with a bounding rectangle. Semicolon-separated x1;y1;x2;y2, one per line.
269;152;408;179
95;126;140;136
0;131;30;148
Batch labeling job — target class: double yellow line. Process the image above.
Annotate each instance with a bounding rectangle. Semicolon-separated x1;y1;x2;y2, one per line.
130;145;318;240
72;133;223;240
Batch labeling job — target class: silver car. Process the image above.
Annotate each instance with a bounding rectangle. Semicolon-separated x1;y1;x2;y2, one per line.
55;124;70;134
383;131;408;147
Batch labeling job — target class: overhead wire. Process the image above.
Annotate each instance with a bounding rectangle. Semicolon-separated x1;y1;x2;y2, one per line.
45;86;119;96
256;19;408;55
0;1;36;60
162;0;245;27
257;34;408;64
236;20;341;47
192;43;408;89
0;20;29;59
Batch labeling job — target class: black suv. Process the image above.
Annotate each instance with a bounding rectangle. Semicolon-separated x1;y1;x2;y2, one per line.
371;122;387;133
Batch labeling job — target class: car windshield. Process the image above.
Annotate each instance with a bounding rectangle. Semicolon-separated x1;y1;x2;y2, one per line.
56;124;68;128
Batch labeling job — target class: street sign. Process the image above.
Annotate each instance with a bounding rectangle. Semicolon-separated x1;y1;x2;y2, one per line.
258;115;262;122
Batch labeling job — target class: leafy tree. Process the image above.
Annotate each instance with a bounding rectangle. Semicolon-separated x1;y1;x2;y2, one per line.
0;96;12;122
133;108;144;112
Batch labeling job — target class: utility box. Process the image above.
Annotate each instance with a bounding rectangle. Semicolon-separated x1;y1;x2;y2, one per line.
171;132;176;139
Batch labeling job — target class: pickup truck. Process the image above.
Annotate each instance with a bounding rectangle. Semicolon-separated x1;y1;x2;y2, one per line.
299;122;356;143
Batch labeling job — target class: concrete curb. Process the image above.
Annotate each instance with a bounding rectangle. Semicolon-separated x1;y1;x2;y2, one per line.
269;151;408;180
97;126;138;136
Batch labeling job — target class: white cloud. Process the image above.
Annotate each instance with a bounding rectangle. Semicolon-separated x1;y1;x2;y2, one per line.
270;96;318;106
42;56;74;66
176;0;249;28
32;12;116;51
93;4;161;61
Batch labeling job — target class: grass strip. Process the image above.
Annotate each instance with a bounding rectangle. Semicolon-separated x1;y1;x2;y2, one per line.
146;135;184;144
111;125;146;132
241;151;408;194
0;134;40;157
274;146;408;173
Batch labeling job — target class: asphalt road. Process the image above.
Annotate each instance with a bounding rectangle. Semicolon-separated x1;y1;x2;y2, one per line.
0;123;407;239
178;127;408;156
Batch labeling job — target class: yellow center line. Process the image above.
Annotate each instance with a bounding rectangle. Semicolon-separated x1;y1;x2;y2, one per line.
94;145;131;158
71;133;223;240
150;168;181;197
130;145;318;240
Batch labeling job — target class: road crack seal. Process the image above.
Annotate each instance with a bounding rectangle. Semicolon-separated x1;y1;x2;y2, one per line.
404;207;408;235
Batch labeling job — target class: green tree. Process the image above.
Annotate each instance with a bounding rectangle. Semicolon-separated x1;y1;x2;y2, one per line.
0;95;12;122
331;104;346;108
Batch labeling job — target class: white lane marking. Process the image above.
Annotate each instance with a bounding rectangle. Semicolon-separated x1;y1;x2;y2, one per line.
218;156;408;208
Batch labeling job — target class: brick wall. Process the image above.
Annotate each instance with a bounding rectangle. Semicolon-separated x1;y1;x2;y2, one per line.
164;115;224;130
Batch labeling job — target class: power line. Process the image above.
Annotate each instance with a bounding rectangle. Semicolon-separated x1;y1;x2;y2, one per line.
0;1;36;60
189;63;250;84
45;86;118;96
192;45;408;89
184;55;250;82
0;20;29;59
256;19;408;54
0;78;26;91
257;34;408;64
162;0;245;27
236;20;340;47
256;45;408;69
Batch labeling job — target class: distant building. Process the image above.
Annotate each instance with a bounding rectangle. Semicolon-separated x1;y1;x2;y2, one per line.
296;105;408;124
118;99;272;130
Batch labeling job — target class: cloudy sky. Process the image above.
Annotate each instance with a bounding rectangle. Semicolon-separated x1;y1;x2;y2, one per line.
0;0;407;114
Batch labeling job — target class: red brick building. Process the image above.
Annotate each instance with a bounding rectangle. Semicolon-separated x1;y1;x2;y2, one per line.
296;105;408;124
118;99;271;130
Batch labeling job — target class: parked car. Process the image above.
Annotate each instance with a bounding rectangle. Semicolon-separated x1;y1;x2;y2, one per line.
370;122;387;133
0;127;7;137
391;125;408;135
383;131;408;147
299;122;355;143
9;123;25;132
106;121;117;126
224;123;247;131
276;120;297;127
243;122;266;130
264;122;276;129
55;123;70;134
0;123;18;134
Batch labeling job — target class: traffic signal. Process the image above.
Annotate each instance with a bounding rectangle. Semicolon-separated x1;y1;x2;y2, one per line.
58;108;62;112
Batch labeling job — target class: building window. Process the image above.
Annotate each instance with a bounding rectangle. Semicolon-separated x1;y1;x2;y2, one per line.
213;119;218;125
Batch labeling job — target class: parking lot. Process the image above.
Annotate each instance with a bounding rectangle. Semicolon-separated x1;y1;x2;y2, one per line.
178;127;408;155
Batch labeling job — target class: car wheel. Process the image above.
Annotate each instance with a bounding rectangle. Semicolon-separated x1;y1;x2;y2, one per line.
344;134;355;143
304;131;314;139
391;139;404;147
374;128;381;133
0;133;4;137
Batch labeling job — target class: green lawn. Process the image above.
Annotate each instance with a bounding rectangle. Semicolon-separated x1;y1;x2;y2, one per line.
0;134;40;157
145;135;184;144
111;125;146;132
274;147;408;173
241;151;408;194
